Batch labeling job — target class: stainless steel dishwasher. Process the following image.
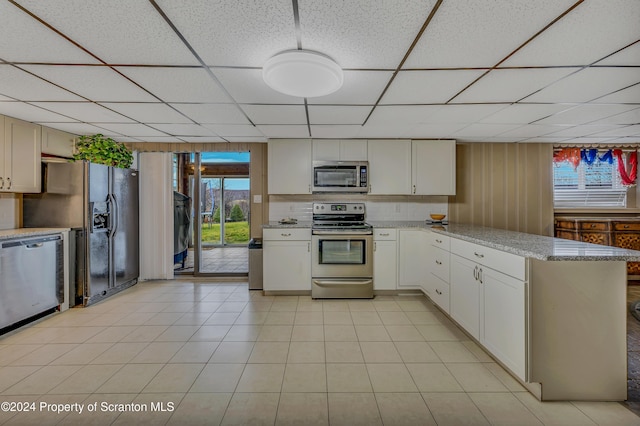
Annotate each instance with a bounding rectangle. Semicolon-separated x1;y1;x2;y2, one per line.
0;234;64;330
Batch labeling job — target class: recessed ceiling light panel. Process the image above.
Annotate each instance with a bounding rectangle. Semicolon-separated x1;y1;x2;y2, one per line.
262;49;343;98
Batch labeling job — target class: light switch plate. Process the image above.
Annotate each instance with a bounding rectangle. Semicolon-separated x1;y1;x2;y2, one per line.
253;195;262;203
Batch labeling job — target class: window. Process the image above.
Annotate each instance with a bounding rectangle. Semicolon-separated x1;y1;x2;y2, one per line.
553;155;627;207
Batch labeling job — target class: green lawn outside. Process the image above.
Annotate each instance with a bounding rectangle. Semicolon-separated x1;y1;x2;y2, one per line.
201;221;250;245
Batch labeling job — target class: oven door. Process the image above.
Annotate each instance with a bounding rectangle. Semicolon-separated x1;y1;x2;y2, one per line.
312;233;373;278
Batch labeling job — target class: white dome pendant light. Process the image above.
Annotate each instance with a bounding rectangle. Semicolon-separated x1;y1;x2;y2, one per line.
262;50;343;98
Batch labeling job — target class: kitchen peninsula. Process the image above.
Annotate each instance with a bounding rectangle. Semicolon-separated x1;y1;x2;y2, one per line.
264;221;640;401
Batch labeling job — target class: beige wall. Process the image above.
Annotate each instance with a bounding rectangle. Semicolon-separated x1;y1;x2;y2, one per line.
449;143;555;237
129;142;269;239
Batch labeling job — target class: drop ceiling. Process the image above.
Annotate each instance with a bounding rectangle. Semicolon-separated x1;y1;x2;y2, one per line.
0;0;637;144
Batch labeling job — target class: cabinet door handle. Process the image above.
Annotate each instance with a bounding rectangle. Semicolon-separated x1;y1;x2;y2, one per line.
473;265;478;280
374;242;377;251
6;177;10;190
435;239;442;243
308;242;310;252
474;252;484;258
413;184;416;194
435;260;442;265
308;184;311;193
281;233;291;237
435;289;442;295
479;268;483;284
0;177;3;190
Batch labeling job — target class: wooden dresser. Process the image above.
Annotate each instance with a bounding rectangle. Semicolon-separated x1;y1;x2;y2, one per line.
555;217;640;277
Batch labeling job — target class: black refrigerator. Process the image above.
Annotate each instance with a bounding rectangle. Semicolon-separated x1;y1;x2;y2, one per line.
23;161;139;306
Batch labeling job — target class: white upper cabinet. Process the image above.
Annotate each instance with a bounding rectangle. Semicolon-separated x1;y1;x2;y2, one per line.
268;139;312;194
367;139;412;195
41;126;76;158
1;116;41;193
312;139;368;161
412;139;456;195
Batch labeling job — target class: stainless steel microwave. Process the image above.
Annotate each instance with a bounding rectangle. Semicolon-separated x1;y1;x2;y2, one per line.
312;161;369;193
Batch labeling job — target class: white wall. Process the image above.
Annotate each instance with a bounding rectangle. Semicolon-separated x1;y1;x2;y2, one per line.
138;152;173;280
0;194;20;229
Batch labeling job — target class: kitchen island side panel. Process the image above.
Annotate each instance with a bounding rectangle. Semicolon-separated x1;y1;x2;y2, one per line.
529;259;627;401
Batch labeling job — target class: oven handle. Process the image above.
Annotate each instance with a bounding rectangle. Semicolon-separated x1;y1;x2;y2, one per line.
312;279;373;287
312;230;373;235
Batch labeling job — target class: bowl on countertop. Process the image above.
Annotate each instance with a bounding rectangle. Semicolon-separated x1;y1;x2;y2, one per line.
429;214;446;221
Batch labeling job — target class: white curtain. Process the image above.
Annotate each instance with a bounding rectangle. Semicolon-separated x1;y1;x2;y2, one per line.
138;152;173;280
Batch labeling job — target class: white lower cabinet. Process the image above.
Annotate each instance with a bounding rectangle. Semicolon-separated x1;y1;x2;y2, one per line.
450;241;527;381
398;229;428;289
373;229;397;290
263;229;311;291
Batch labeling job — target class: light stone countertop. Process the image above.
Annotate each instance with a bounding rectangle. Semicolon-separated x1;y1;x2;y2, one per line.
264;220;640;261
263;221;313;229
0;228;69;241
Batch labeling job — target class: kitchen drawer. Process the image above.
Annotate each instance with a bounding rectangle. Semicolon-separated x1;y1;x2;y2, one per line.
263;228;311;241
579;232;610;246
429;274;450;313
428;232;450;250
578;221;609;231
613;222;640;231
431;246;450;282
450;238;526;281
374;228;396;240
555;230;578;241
555;219;577;230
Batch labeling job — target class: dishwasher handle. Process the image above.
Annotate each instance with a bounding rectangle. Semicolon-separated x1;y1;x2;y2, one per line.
1;234;62;249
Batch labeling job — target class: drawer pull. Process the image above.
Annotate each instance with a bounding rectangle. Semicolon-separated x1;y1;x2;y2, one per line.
435;239;442;243
474;252;484;258
281;233;291;237
435;289;442;295
590;224;596;228
435;260;442;265
380;233;389;236
624;225;630;229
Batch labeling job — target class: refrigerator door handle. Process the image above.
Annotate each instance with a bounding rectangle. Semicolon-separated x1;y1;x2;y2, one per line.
108;193;119;237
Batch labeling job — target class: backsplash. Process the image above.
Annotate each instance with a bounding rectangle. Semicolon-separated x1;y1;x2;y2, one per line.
269;194;448;222
0;194;20;230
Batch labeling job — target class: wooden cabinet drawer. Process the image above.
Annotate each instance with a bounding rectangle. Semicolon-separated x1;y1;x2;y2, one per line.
579;232;610;246
428;232;450;250
555;230;578;241
450;238;526;281
374;228;397;240
431;246;450;282
578;221;609;231
613;222;640;231
263;228;311;241
555;220;576;230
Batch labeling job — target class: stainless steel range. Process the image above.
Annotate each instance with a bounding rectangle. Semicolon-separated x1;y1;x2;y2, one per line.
311;202;373;299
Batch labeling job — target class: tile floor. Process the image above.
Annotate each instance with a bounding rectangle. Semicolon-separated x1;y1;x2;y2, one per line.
1;281;639;425
175;247;248;274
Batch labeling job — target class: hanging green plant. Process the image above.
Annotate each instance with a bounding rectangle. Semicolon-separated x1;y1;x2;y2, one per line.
73;134;134;168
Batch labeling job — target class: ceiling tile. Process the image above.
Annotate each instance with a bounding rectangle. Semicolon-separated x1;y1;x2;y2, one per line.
310;125;361;139
16;0;198;65
117;67;232;103
381;70;485;104
35;122;108;135
522;68;640;103
240;105;307;125
454;68;577;103
421;104;508;124
100;103;193;124
31;102;133;122
176;136;226;143
544;125;621;138
21;65;157;102
534;104;639;125
86;123;168;137
0;1;98;63
366;105;442;125
480;104;574;124
0;101;72;122
589;107;640;125
109;137;143;143
213;68;303;104
308;106;370;125
520;137;572;143
256;125;310;138
481;137;528;143
202;124;263;137
596;42;640;66
157;0;296;67
451;124;522;138
588;124;640;138
135;136;187;143
0;65;83;101
497;124;572;138
224;137;268;143
503;0;640;66
357;124;414;139
404;123;467;139
404;0;577;68
592;83;640;104
149;123;218;137
171;103;250;124
309;71;393;105
299;0;437;68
